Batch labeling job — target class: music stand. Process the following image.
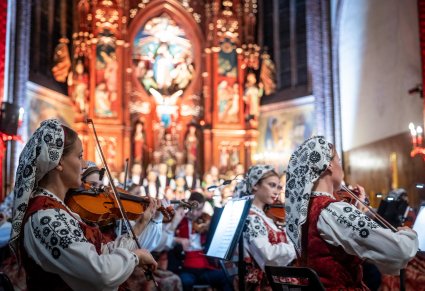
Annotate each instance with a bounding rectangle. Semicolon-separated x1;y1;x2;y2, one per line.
413;205;425;253
205;197;252;291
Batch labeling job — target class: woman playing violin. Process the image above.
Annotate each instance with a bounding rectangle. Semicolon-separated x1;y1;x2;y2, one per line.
11;119;157;291
285;136;418;290
155;191;232;291
233;165;296;290
78;162;164;251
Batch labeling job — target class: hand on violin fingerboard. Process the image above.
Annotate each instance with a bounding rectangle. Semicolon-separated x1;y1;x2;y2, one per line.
353;185;370;212
133;198;158;236
134;248;158;271
170;207;186;230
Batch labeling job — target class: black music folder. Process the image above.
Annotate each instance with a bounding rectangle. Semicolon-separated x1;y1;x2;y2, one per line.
205;197;252;261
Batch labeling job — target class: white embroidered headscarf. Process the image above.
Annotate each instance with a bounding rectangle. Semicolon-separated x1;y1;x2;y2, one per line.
10;119;65;253
233;164;276;198
285;136;333;256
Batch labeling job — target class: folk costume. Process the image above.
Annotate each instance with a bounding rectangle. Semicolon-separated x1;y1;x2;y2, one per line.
285;136;418;290
11;119;140;291
156;194;232;291
234;165;296;290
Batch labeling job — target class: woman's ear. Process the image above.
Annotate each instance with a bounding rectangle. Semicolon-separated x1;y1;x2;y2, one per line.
56;161;63;172
326;163;333;174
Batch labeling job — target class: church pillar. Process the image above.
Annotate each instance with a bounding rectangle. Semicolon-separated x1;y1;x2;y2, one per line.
2;1;31;197
0;0;7;198
418;0;425;130
306;0;340;149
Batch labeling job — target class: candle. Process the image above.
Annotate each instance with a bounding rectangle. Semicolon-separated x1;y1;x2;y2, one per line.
417;126;423;147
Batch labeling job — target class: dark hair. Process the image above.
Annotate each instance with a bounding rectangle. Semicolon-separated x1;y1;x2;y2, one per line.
62;125;79;156
189;191;205;204
81;166;105;182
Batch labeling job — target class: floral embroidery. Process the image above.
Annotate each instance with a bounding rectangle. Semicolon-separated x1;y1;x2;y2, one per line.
31;208;88;259
285;136;334;255
245;215;267;241
324;204;380;238
11;119;64;254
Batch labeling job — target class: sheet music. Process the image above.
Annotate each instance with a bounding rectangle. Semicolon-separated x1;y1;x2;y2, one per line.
206;199;248;259
413;206;425;252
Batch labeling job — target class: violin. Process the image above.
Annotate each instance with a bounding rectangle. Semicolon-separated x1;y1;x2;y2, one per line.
337;185;398;232
335;186;363;205
192;213;211;234
67;184;196;225
264;200;286;230
402;206;417;228
66;184;146;225
83;120;160;284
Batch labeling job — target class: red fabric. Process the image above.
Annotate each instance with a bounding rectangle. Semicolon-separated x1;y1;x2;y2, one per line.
380;255;425;291
175;217;214;269
303;196;368;291
22;196;104;253
245;211;291;288
20;196;105;290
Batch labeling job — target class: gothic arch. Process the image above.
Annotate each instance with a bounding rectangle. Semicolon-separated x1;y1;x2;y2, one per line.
126;1;205;172
127;0;204;100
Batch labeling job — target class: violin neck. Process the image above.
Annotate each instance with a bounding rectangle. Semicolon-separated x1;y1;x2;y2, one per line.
118;192;150;204
267;204;285;208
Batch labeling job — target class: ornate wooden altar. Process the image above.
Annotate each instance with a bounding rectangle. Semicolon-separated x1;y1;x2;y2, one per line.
69;0;274;178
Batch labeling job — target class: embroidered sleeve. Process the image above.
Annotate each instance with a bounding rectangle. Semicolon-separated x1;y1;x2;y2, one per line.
318;201;418;275
244;214;296;270
245;215;267;242
30;208;87;258
104;218;163;253
24;208;138;290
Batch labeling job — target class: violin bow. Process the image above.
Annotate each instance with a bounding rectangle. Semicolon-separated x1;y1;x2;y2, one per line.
87;119;158;286
340;185;397;232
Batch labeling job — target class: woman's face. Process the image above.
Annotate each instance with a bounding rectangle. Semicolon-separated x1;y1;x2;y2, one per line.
330;150;344;190
61;138;84;189
253;175;281;205
84;172;102;188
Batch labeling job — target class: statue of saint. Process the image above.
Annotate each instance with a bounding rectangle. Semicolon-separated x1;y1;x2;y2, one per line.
133;121;146;165
184;124;198;166
243;72;264;126
150;88;182;129
71;59;89;118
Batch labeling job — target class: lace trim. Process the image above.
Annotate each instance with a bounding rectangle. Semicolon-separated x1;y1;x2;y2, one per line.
311;191;334;199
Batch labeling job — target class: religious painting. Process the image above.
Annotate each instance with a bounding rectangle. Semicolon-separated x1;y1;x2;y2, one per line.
256;96;315;173
27;82;75;135
218;38;237;77
217;80;239;123
180;94;201;118
95;29;118;118
218;142;241;174
95;136;118;171
132;14;195;97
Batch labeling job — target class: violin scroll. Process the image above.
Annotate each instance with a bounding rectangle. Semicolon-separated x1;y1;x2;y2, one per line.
170;200;199;210
265;200;286;230
192;213;211;234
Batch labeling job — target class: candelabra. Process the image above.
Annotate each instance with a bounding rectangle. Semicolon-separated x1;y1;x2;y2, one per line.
409;122;425;159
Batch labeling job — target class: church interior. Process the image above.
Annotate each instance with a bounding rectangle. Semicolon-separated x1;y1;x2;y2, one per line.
0;0;425;290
